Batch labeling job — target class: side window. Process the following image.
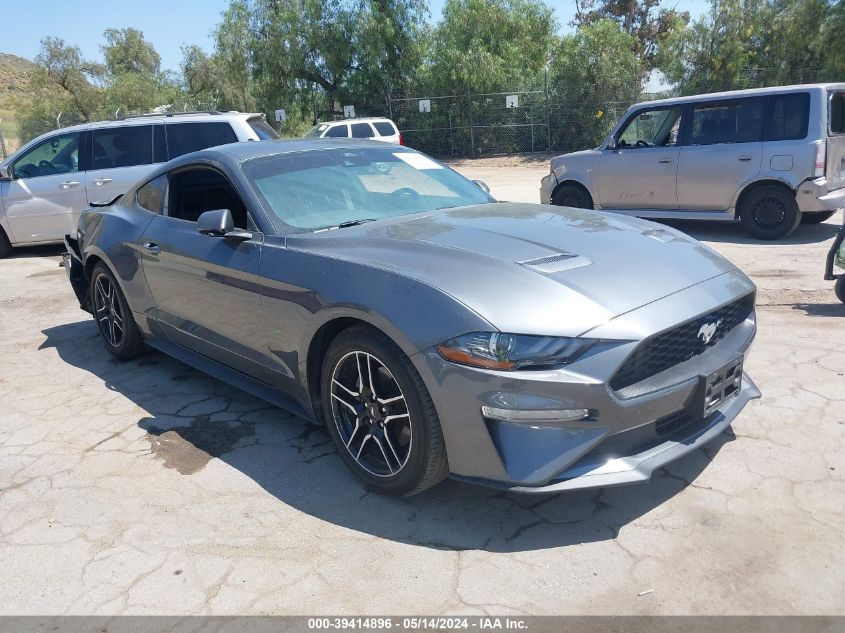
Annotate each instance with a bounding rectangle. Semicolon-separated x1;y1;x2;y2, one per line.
12;132;81;179
617;108;682;149
830;93;844;134
166;122;238;159
689;99;764;145
91;125;153;170
373;121;396;136
764;93;810;141
325;124;349;138
136;175;167;214
167;168;250;229
350;122;375;138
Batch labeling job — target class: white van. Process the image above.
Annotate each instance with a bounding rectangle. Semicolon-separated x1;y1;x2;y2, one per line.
540;84;845;239
0;111;278;257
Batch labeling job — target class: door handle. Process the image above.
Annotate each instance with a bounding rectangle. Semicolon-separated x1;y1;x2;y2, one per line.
60;181;80;190
738;156;752;162
141;242;161;254
94;178;114;186
658;159;673;164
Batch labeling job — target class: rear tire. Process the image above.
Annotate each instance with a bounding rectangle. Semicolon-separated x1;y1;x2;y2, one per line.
836;278;845;304
0;228;11;259
739;185;801;240
801;210;837;224
552;183;594;209
320;325;448;496
89;263;146;360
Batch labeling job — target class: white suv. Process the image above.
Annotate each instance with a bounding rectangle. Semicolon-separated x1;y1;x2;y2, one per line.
0;111;278;257
304;117;402;144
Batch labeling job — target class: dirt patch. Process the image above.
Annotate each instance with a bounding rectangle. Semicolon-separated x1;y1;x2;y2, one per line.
143;414;256;475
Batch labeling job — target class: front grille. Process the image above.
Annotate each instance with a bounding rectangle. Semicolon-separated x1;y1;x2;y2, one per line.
610;293;754;391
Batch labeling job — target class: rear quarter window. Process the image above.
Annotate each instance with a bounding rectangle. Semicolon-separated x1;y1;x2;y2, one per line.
136;175;167;214
248;118;280;140
373;121;397;136
166;122;238;159
830;93;845;134
764;93;810;141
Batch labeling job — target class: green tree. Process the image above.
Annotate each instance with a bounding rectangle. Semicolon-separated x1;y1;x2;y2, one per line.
550;19;643;149
657;0;768;94
181;44;221;109
214;0;255;111
102;28;161;76
573;0;689;72
430;0;557;94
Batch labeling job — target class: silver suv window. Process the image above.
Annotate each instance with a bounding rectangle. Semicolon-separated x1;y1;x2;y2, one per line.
92;125;153;170
12;132;81;179
689;99;765;145
166;122;238;158
617;108;682;148
763;93;810;141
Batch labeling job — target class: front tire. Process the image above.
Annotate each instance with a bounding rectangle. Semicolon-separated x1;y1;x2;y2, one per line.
320;325;448;496
89;263;146;359
552;184;593;209
739;185;801;240
0;228;11;259
836;278;845;304
801;211;837;224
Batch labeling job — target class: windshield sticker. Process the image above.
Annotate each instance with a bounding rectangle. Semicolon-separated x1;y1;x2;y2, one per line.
393;152;443;170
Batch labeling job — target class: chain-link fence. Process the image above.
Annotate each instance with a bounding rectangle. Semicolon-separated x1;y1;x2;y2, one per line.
389;84;643;158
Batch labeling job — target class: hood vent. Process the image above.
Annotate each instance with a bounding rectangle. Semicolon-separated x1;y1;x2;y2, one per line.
519;253;578;266
518;252;590;274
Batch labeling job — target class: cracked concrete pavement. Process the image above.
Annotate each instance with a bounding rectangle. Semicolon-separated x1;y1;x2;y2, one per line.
0;158;844;615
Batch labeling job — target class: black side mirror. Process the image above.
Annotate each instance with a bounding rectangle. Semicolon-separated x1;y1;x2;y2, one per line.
197;209;252;241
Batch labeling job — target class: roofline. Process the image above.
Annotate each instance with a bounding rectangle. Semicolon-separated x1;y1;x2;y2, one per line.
639;83;845;108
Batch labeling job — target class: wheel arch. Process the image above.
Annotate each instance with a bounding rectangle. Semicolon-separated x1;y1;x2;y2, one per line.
551;179;595;206
732;178;797;217
304;314;419;425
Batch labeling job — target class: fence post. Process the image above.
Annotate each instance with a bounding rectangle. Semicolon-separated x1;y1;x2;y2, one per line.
544;66;552;152
0;119;7;160
467;89;476;157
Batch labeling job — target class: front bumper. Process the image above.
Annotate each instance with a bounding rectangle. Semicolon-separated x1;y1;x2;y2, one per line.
412;271;760;493
62;234;91;313
796;177;845;213
540;172;557;204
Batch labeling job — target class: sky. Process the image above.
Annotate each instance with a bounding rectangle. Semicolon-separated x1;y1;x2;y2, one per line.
1;0;710;74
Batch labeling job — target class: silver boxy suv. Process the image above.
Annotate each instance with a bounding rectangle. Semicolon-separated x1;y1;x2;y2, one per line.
0;111;279;257
540;84;845;240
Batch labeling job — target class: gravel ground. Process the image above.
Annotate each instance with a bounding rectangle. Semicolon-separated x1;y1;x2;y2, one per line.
0;160;843;615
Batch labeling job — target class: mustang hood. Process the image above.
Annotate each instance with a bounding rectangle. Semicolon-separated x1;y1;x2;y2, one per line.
289;203;740;337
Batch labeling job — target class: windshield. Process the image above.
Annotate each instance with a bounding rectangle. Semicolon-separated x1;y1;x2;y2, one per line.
243;147;494;230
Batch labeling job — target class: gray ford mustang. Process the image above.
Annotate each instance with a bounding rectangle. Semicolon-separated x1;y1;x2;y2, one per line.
62;139;760;496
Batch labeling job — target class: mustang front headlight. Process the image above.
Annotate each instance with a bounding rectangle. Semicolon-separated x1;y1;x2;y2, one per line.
435;332;595;370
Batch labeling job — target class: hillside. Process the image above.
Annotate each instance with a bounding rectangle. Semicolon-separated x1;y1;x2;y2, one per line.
0;53;38;155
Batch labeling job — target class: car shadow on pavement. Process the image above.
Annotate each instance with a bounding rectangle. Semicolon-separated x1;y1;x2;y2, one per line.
5;244;65;259
791;302;845;317
654;217;840;245
42;319;734;553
